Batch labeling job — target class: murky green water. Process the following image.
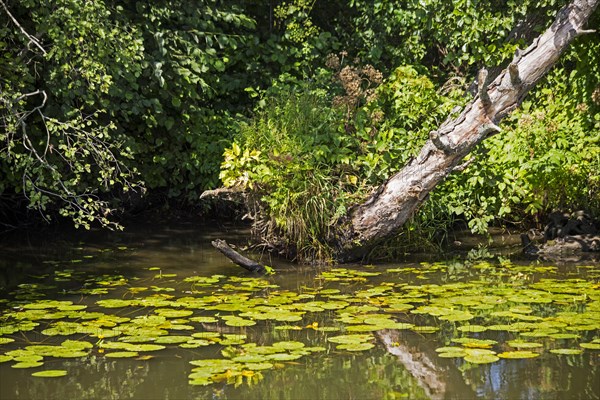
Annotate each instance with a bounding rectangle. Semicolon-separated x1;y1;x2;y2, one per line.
0;221;598;400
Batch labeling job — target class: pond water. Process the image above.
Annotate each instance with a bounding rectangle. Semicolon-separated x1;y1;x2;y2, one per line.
0;221;598;400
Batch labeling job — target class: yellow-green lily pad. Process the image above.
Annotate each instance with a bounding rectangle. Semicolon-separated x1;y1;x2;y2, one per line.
579;342;600;350
12;361;44;368
550;348;583;355
32;370;68;378
105;351;139;358
498;351;540;359
507;340;543;349
336;342;375;351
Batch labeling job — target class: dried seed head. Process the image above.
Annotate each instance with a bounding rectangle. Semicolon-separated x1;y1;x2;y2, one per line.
592;85;600;106
325;53;340;70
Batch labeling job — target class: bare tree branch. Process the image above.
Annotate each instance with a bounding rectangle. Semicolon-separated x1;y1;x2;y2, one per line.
0;0;46;55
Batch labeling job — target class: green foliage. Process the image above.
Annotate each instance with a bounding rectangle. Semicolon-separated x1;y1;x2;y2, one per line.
1;0;143;228
347;0;567;76
220;65;462;260
424;68;600;234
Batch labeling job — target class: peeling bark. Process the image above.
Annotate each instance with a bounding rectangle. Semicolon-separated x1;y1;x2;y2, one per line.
334;0;599;261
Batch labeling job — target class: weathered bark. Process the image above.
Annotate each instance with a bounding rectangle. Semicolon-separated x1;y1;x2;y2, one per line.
211;239;267;274
334;0;599;261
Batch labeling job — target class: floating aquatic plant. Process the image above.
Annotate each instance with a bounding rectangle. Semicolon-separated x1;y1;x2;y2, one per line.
31;369;68;377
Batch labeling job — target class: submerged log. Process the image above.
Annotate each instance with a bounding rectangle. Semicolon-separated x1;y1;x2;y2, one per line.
211;239;267;274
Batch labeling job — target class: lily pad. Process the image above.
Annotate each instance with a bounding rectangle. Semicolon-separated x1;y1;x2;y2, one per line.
336;342;375;351
411;326;439;333
154;336;192;344
507;340;543;349
12;361;44;368
453;338;497;348
579;342;600;350
327;334;373;344
272;341;305;350
548;333;581;340
464;353;499;364
105;351;139;358
267;353;303;361
498;351;540;359
31;370;68;377
243;362;274;371
457;325;487;333
549;348;583;355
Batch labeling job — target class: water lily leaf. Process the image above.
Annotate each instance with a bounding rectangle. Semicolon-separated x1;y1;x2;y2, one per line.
179;339;212;348
304;346;327;352
432;344;460;352
345;325;379;332
154;336;192;344
190;359;238;370
438;351;467;358
507;340;543;349
53;350;89;358
222;317;256;327
550;348;583;355
327;334;373;344
464;353;499;364
119;335;161;343
498;351;540;359
272;341;305;350
520;329;559;338
96;299;134;308
485;324;521;332
548;333;581;340
233;355;267;363
61;340;93;350
14;355;43;363
579;342;600;350
189;377;212;386
189;316;219;323
12;361;44;368
457;325;487;333
509;306;534;314
0;355;13;363
243;362;274;370
267;353;303;361
439;311;474;322
105;351;139;358
336;342;376;352
453;338;497;348
191;332;221;339
386;303;414;312
274;325;303;331
0;338;15;345
319;301;349;310
314;326;341;332
31;370;68;377
155;309;194;318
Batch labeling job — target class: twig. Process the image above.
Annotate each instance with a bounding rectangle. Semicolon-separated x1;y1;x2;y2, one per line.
0;0;46;55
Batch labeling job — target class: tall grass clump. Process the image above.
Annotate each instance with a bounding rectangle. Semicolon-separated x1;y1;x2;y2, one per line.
220;64;465;262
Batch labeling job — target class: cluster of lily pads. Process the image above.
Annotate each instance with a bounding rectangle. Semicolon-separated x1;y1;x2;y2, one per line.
0;259;598;386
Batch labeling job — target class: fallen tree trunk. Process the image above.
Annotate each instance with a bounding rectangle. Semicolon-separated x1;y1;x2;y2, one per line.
211;239;267;274
333;0;598;261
